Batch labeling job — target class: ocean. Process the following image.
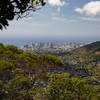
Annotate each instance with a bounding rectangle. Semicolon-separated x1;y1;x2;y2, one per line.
0;37;99;47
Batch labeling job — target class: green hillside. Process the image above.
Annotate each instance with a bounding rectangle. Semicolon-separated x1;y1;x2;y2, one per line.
70;41;100;56
62;41;100;68
0;42;100;100
0;43;64;82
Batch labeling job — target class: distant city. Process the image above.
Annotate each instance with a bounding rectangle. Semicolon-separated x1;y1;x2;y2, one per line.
20;42;85;55
0;37;98;46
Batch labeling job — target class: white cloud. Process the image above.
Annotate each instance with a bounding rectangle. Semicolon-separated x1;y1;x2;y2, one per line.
52;16;66;22
52;16;77;22
10;20;46;27
75;8;83;14
80;17;100;22
57;7;61;12
48;0;66;6
75;1;100;16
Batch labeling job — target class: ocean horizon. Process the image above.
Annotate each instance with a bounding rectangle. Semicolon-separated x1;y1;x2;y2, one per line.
0;37;99;47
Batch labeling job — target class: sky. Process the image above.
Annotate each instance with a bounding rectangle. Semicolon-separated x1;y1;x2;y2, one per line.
0;0;100;42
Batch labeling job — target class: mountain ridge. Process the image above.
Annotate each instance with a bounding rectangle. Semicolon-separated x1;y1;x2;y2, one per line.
61;41;100;69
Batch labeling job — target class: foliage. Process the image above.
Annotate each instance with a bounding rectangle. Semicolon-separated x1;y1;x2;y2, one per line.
0;80;3;87
0;0;45;30
37;54;64;68
86;66;100;80
61;41;100;69
0;60;14;69
42;73;100;100
0;42;100;100
12;69;24;76
8;76;30;89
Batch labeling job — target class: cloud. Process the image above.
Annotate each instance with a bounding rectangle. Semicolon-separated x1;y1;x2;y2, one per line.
75;1;100;16
57;7;61;12
23;17;32;20
31;23;47;27
10;20;46;27
52;16;66;22
48;0;66;6
52;16;77;22
80;17;100;22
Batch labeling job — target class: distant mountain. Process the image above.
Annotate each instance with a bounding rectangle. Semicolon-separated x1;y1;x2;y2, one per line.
70;41;100;54
61;41;100;68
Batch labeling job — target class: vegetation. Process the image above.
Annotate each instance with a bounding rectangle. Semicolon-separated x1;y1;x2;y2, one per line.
61;41;100;70
34;73;100;100
0;0;45;30
0;43;64;100
0;42;100;100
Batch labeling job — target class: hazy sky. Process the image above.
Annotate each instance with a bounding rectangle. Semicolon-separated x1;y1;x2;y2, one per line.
0;0;100;40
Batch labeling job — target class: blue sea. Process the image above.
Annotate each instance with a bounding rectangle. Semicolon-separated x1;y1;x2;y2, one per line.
0;37;99;47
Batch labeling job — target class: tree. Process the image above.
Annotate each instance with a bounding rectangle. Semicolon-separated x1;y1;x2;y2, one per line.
17;51;37;77
0;0;45;30
41;73;100;100
12;68;24;77
8;76;32;100
0;80;5;100
0;60;14;82
37;54;64;69
86;66;100;80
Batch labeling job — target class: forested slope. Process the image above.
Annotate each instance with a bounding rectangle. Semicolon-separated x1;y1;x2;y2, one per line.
0;42;100;100
62;41;100;68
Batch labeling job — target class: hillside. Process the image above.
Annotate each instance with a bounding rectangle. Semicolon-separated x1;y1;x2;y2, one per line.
61;41;100;69
0;43;64;83
70;41;100;55
0;42;100;99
